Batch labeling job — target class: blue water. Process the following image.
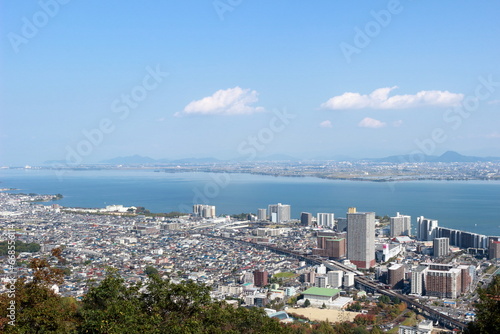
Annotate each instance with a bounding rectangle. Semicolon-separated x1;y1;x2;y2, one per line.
1;169;499;236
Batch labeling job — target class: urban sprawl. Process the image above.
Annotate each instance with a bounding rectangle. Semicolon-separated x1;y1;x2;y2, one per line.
1;191;499;333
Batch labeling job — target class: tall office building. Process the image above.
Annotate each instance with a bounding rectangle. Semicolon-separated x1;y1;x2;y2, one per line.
257;208;267;221
300;212;313;226
347;209;376;269
268;203;291;223
417;216;438;241
193;204;216;218
433;237;450;258
390;212;411;237
317;213;335;229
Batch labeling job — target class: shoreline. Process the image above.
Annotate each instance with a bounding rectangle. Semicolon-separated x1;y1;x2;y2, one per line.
4;165;500;183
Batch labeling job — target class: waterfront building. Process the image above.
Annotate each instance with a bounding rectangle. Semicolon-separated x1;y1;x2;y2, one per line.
347;208;376;269
268;203;291;223
390;212;411;237
300;212;312;226
436;227;488;249
317;213;335;229
416;216;438;241
257;208;267;221
193;204;216;218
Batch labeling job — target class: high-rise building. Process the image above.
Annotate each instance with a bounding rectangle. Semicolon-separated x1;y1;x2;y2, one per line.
411;265;428;295
436;227;488;249
433;237;450;258
417;216;438;241
336;218;347;232
257;208;267;221
300;212;312;226
425;265;462;299
317;213;335;229
390;212;411;237
489;237;500;260
327;270;344;289
388;263;405;289
253;269;268;287
458;265;473;294
268;203;291;223
193;204;216;218
347;210;376;269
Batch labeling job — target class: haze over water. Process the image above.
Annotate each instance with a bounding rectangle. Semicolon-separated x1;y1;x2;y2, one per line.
1;169;499;237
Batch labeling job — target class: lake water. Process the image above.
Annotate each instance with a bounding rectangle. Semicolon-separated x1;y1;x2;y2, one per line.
1;169;499;236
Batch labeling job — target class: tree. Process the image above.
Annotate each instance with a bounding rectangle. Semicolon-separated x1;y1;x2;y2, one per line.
466;275;500;334
0;257;78;333
303;299;311;307
144;265;159;277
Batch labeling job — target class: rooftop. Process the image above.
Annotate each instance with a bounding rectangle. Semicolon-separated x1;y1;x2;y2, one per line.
302;287;340;297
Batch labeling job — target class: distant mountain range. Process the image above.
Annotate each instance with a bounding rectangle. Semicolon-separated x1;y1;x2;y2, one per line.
370;151;500;163
99;155;221;165
43;151;500;166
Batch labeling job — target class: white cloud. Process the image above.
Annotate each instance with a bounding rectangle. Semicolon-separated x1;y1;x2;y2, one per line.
319;120;332;128
321;86;463;110
488;99;500;105
176;86;264;116
392;120;403;127
358;117;386;128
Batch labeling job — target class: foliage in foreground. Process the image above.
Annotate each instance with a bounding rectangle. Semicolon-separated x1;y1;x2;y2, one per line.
465;275;500;334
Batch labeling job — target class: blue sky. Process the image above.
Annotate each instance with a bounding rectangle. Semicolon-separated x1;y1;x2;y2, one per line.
1;0;499;165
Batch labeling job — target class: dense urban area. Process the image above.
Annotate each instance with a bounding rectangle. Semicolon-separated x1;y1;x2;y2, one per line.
1;186;500;333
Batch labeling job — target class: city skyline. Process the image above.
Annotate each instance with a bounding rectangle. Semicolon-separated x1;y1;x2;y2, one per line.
1;1;500;165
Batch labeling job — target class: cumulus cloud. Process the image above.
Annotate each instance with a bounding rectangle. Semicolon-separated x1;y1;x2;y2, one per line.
176;86;264;116
319;120;332;128
321;86;463;110
358;117;386;128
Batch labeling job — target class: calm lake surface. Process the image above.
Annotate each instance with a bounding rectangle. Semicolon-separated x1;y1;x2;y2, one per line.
1;169;499;236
